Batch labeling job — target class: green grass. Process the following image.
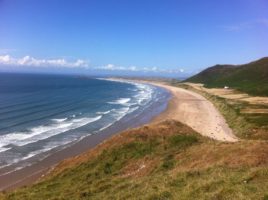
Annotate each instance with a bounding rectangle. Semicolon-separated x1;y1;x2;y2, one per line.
245;113;268;127
5;166;268;200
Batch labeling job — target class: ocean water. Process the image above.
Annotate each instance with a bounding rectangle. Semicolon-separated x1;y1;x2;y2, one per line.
0;73;170;171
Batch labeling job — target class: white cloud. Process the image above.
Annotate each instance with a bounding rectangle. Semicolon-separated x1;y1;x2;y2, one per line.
0;54;89;68
96;64;185;74
0;55;187;74
0;55;12;63
97;64;139;71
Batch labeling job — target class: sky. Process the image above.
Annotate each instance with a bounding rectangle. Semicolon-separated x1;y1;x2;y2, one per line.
0;0;268;77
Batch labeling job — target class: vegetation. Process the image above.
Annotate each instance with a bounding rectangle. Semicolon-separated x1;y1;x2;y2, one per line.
2;120;268;200
185;57;268;96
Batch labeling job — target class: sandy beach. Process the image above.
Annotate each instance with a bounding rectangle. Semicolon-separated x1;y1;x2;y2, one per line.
0;80;237;191
150;82;238;142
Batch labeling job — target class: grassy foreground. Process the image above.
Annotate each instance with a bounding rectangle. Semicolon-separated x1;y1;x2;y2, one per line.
1;120;268;200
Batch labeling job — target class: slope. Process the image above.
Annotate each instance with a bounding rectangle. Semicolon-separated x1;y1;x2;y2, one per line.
1;120;268;200
185;57;268;96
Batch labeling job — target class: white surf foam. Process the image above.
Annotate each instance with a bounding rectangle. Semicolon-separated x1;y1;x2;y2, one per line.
110;107;130;121
97;78;155;106
129;106;139;113
51;118;67;123
108;98;131;105
133;83;153;105
0;116;102;148
96;110;111;115
0;147;11;153
98;123;114;131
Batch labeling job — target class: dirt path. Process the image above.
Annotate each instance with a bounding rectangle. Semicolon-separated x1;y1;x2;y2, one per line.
151;82;238;142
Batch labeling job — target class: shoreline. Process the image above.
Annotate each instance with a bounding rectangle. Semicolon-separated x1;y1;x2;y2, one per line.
0;80;170;191
0;79;238;192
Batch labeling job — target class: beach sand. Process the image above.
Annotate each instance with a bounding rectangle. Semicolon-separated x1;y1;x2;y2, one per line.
0;80;237;191
149;82;238;142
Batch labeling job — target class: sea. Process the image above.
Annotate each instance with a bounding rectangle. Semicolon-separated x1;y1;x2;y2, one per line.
0;73;170;174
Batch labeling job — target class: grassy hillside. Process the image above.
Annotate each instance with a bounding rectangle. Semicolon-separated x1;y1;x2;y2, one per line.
1;120;268;200
185;57;268;96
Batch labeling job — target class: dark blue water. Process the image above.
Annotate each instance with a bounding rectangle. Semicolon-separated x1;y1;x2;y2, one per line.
0;73;170;170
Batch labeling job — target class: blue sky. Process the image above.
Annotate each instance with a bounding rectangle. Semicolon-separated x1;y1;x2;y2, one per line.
0;0;268;77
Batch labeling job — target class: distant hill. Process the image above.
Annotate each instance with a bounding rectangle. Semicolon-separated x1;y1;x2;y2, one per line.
185;57;268;96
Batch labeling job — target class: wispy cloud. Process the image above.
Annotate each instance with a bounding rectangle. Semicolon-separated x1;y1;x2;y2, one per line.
0;55;89;68
221;19;268;32
96;64;185;74
97;64;137;71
